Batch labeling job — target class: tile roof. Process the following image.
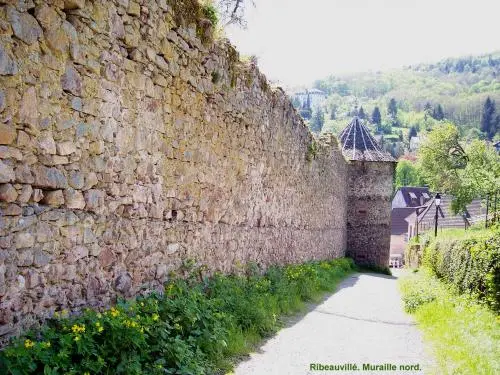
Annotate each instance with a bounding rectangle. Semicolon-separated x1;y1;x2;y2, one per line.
392;187;432;208
338;117;396;162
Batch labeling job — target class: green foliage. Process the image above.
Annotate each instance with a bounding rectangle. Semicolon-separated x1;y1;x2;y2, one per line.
306;140;319;161
387;98;398;118
422;226;500;311
394;159;424;190
0;259;355;374
418;123;500;212
371;106;381;126
481;96;499;140
418;123;463;192
399;269;500;375
310;108;325;133
310;51;500;138
408;126;417;140
399;270;438;313
201;2;219;26
432;104;445;120
167;0;216;43
211;71;220;84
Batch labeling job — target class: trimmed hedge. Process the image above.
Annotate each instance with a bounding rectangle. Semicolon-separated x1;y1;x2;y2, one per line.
422;226;500;311
0;258;355;375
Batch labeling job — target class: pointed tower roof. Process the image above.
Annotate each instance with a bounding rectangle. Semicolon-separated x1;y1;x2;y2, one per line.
338;117;396;162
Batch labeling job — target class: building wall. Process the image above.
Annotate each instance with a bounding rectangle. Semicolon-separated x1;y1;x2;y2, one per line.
390;235;406;255
346;161;395;267
0;1;350;340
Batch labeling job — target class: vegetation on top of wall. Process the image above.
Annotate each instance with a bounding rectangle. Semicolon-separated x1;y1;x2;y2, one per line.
416;225;500;312
0;259;355;374
167;0;217;43
399;269;500;375
306;140;319;162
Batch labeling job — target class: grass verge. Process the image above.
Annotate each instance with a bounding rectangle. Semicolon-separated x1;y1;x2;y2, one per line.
0;258;355;375
399;268;500;375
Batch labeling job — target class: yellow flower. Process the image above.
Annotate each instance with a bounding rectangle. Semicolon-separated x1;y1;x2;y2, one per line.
95;321;104;333
152;313;159;321
71;324;86;334
110;307;120;317
24;339;34;349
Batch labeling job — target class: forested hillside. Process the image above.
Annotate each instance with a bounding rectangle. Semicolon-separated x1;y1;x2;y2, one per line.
294;51;500;156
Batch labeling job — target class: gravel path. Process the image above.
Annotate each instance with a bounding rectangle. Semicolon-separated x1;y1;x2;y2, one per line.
234;270;430;375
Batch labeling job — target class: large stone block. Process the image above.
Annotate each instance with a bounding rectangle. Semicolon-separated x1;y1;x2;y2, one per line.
6;7;42;45
61;65;82;96
0;44;19;75
0;161;15;183
33;166;67;189
0;183;17;202
41;190;65;206
0;124;16;145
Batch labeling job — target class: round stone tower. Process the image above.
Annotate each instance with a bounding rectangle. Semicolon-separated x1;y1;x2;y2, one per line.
339;117;396;268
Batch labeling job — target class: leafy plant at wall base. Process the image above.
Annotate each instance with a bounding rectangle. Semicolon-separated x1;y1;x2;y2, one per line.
0;258;355;374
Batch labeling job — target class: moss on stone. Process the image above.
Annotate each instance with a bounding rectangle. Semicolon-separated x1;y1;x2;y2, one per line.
167;0;215;44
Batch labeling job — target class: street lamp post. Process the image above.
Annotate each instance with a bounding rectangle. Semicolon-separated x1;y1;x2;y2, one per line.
434;193;441;237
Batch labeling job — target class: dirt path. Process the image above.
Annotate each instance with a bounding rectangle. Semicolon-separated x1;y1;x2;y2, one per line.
234;270;430;375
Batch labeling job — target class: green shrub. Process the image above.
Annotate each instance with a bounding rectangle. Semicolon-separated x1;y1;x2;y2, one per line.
201;3;218;26
0;258;355;374
422;226;500;311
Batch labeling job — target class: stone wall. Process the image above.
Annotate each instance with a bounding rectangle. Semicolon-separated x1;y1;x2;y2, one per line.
346;161;395;267
0;0;348;339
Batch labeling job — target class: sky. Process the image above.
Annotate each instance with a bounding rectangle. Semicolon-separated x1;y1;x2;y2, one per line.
224;0;500;87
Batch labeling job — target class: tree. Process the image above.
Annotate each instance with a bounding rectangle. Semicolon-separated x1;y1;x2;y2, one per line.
452;140;500;212
408;126;418;140
358;106;366;120
394;160;423;190
481;97;497;140
432;104;445;120
216;0;254;27
372;106;381;125
388;98;398;118
310;108;325;133
418;123;463;194
424;102;432;113
330;106;336;120
418;123;499;213
299;93;312;119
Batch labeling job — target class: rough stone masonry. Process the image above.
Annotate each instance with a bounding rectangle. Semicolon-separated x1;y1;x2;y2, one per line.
0;0;355;340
